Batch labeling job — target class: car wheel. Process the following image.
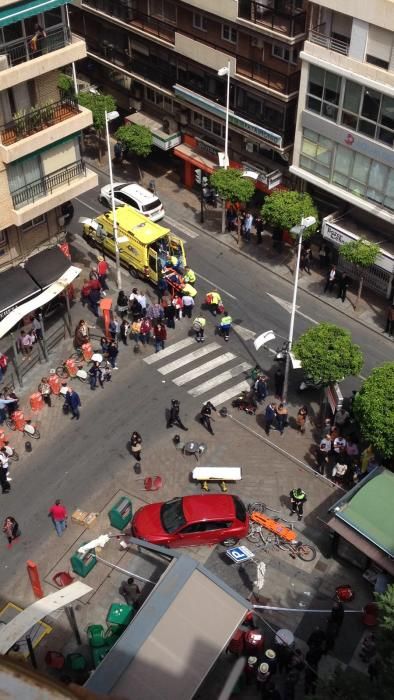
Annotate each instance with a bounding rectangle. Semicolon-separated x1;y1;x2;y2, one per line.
221;537;238;547
129;265;139;278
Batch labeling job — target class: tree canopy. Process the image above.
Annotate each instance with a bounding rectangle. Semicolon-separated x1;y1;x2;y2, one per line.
292;323;363;384
78;92;116;134
115;123;153;158
353;362;394;459
261;190;319;237
210;167;255;203
340;239;380;268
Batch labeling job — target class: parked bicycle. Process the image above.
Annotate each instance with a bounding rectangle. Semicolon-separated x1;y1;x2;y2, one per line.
55;360;87;383
3;443;19;461
6;416;40;440
247;521;316;561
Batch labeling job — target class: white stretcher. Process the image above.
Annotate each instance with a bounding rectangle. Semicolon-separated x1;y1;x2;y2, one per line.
192;466;242;492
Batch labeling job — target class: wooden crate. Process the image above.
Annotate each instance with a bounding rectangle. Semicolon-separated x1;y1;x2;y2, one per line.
71;509;88;525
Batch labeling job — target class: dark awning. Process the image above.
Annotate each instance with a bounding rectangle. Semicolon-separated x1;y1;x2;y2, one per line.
0;0;68;28
0;267;41;320
24;246;70;290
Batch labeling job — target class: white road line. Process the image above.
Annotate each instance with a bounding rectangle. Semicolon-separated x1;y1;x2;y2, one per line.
143;337;195;364
188;362;252;398
173;352;236;386
196;273;237;300
158;343;221;375
75;197;100;214
164;215;199;239
208;380;251;407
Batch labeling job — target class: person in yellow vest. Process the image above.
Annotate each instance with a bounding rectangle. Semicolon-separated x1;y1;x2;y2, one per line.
183;266;196;285
220;312;233;341
205;290;222;316
182;283;197;298
192;317;206;343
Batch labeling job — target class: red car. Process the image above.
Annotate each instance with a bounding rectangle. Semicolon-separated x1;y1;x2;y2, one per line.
132;494;249;548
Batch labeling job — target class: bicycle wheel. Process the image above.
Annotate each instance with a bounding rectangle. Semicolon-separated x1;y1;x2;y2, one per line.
277;540;291;552
56;366;68;379
247;502;266;515
70;351;83;361
247;524;262;544
5;419;16;431
9;450;19;462
296;543;317;562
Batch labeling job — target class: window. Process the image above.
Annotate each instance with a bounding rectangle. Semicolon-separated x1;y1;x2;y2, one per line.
366;26;392;71
272;44;298;64
150;0;176;24
193;12;207;31
222;24;237;44
21;215;46;231
0;229;8;247
8;156;42;208
192;112;225;138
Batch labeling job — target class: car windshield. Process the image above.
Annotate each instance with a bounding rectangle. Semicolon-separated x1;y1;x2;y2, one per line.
113;184;125;192
143;199;161;212
160;498;186;534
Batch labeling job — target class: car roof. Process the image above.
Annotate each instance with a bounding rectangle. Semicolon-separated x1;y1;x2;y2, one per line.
118;183;159;204
182;494;236;522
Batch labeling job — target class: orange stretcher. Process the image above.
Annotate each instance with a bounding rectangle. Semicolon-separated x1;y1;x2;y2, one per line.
163;267;184;297
251;512;297;542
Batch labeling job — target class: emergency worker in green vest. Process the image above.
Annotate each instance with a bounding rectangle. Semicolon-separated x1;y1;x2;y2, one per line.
290;488;307;521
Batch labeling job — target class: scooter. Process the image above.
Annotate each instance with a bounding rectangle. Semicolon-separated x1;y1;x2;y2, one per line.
232;390;257;415
202;186;220;208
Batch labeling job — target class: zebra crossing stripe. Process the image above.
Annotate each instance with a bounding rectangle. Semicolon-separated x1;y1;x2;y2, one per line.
158;343;220;375
143;337;195;365
173;352;236;386
207;380;251;407
188;362;252;397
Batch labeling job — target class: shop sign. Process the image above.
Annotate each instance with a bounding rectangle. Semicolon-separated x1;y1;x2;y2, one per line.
196;138;220;158
152;132;182;151
326;383;344;414
323;222;394;274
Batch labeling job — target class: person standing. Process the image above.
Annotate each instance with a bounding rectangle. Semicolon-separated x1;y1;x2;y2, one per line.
119;577;141;606
153;322;167;353
65;387;81;420
38;377;52;407
276;403;288;435
131;318;142;345
3;516;20;548
136;291;147;317
97;256;109;290
130;432;142;462
385;303;394;336
139;317;152;345
89;361;104;390
254;216;264;244
0;448;10;494
220;311;232;341
116;290;129;317
337;274;350;303
107;341;119;369
296;405;308;434
274;368;284;398
181;293;194;319
183;266;196;285
265;403;277;435
164;301;176;329
200;401;216;435
324;265;337;293
48;499;68;536
243;212;253;242
167;399;188;430
317;434;332;474
74;319;90;348
289;488;307;520
120;319;130;346
109;317;120;341
88;287;100;318
255;375;268;402
192;317;206;342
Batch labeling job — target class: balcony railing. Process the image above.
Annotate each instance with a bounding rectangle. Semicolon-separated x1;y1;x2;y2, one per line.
0;98;80;147
82;0;175;43
0;26;71;69
238;0;307;37
236;56;300;94
309;28;350;56
11;160;86;209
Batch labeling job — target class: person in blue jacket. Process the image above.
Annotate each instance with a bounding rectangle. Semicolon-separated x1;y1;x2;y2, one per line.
65;388;81;420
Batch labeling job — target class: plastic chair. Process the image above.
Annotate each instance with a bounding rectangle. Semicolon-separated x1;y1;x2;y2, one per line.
87;624;106;648
66;652;87;672
144;475;163;491
52;571;75;588
45;651;65;670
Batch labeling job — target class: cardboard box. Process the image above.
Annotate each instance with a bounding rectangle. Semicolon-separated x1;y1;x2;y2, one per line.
72;509;88;525
84;512;98;528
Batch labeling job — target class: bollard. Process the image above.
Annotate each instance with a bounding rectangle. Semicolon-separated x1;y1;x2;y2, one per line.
173;434;181;445
220;406;228;417
25;441;32;453
133;462;141;475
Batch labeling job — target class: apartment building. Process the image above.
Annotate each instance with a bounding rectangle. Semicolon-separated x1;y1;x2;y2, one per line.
0;0;98;272
291;0;394;297
70;0;308;192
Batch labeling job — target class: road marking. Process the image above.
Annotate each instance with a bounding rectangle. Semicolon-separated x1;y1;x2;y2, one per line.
173;352;236;386
158;343;220;375
144;337;195;364
208;380;251;407
188;362;252;398
164;215;199;239
196;273;237;300
267;293;318;325
232;324;256;341
75;197;101;215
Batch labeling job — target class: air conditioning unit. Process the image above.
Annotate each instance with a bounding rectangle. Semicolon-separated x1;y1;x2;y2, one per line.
162;115;178;133
245;141;254;153
130;98;142;111
178;110;189;126
251;37;264;49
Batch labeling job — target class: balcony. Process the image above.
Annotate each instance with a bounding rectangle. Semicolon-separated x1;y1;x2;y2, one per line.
81;0;175;43
308;26;350;56
238;0;307;37
236;56;300;95
12;160;88;209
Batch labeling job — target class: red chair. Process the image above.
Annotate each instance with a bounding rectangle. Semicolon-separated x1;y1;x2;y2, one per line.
144;476;163;491
45;651;65;669
227;629;245;656
52;571;75;588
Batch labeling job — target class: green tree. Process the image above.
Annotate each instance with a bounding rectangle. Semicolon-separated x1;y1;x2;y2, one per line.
261;190;319;238
292;323;363;384
353;362;394;460
115;123;153;180
78;92;117;161
210;168;255;235
339;239;380;309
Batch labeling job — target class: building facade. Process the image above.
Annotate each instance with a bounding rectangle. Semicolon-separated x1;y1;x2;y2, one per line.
70;0;308;190
0;0;98;272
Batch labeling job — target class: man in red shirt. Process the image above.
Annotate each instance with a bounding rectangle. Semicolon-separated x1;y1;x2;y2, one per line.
97;257;109;290
48;499;68;537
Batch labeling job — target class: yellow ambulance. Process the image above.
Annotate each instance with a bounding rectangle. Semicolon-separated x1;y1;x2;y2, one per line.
81;206;186;284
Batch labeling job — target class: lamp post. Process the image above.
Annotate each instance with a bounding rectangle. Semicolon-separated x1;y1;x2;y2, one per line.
282;216;316;403
104;109;122;290
218;60;231;234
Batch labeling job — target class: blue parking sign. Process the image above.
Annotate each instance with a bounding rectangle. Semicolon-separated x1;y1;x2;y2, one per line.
226;545;255;563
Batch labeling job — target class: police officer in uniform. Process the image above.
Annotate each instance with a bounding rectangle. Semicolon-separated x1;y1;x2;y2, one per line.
200;401;216;435
290;488;307;521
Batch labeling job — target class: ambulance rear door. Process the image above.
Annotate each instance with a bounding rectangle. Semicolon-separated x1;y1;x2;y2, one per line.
168;234;186;268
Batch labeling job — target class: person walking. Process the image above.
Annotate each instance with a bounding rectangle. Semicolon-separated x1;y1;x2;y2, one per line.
274;368;284;398
243;212;253;242
296;405;308;434
254;216;264;244
97;256;109;290
219;311;232;341
130;431;142;462
88;287;100;317
289;488;307;520
139;317;151;345
120;319;130;346
276;403;288;435
181;293;194;319
384;303;394;336
167;399;188;430
337;274;350;302
119;577;141;606
3;516;20;548
200;401;216;435
324;265;337;293
89;361;104;390
192;317;206;342
48;499;68;536
38;377;52;407
255;375;268;402
65;387;81;420
153;322;167;353
265;403;277;435
107;341;119;369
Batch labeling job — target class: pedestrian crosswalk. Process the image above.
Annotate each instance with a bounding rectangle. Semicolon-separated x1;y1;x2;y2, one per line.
144;337;252;405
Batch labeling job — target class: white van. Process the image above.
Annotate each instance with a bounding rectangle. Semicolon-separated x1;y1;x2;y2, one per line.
99;182;165;221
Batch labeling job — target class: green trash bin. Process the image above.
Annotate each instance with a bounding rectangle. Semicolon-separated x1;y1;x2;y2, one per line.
70;544;97;578
108;496;132;530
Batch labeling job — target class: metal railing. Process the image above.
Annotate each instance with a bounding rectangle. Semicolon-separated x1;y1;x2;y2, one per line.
11;160;86;209
236;56;300;95
238;0;307;37
0;98;79;146
82;0;176;42
0;26;71;68
309;28;350;55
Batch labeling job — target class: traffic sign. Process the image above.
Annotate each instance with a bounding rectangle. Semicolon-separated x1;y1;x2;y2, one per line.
226;545;255;563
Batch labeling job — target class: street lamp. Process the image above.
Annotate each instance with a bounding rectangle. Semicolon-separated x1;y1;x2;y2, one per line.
282;215;316;403
218;61;231;234
104;109;122;290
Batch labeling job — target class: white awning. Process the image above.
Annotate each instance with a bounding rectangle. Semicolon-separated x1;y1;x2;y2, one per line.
0;265;81;339
125;112;181;151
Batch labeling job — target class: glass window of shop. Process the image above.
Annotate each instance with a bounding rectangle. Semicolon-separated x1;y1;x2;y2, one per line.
300;129;394;211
